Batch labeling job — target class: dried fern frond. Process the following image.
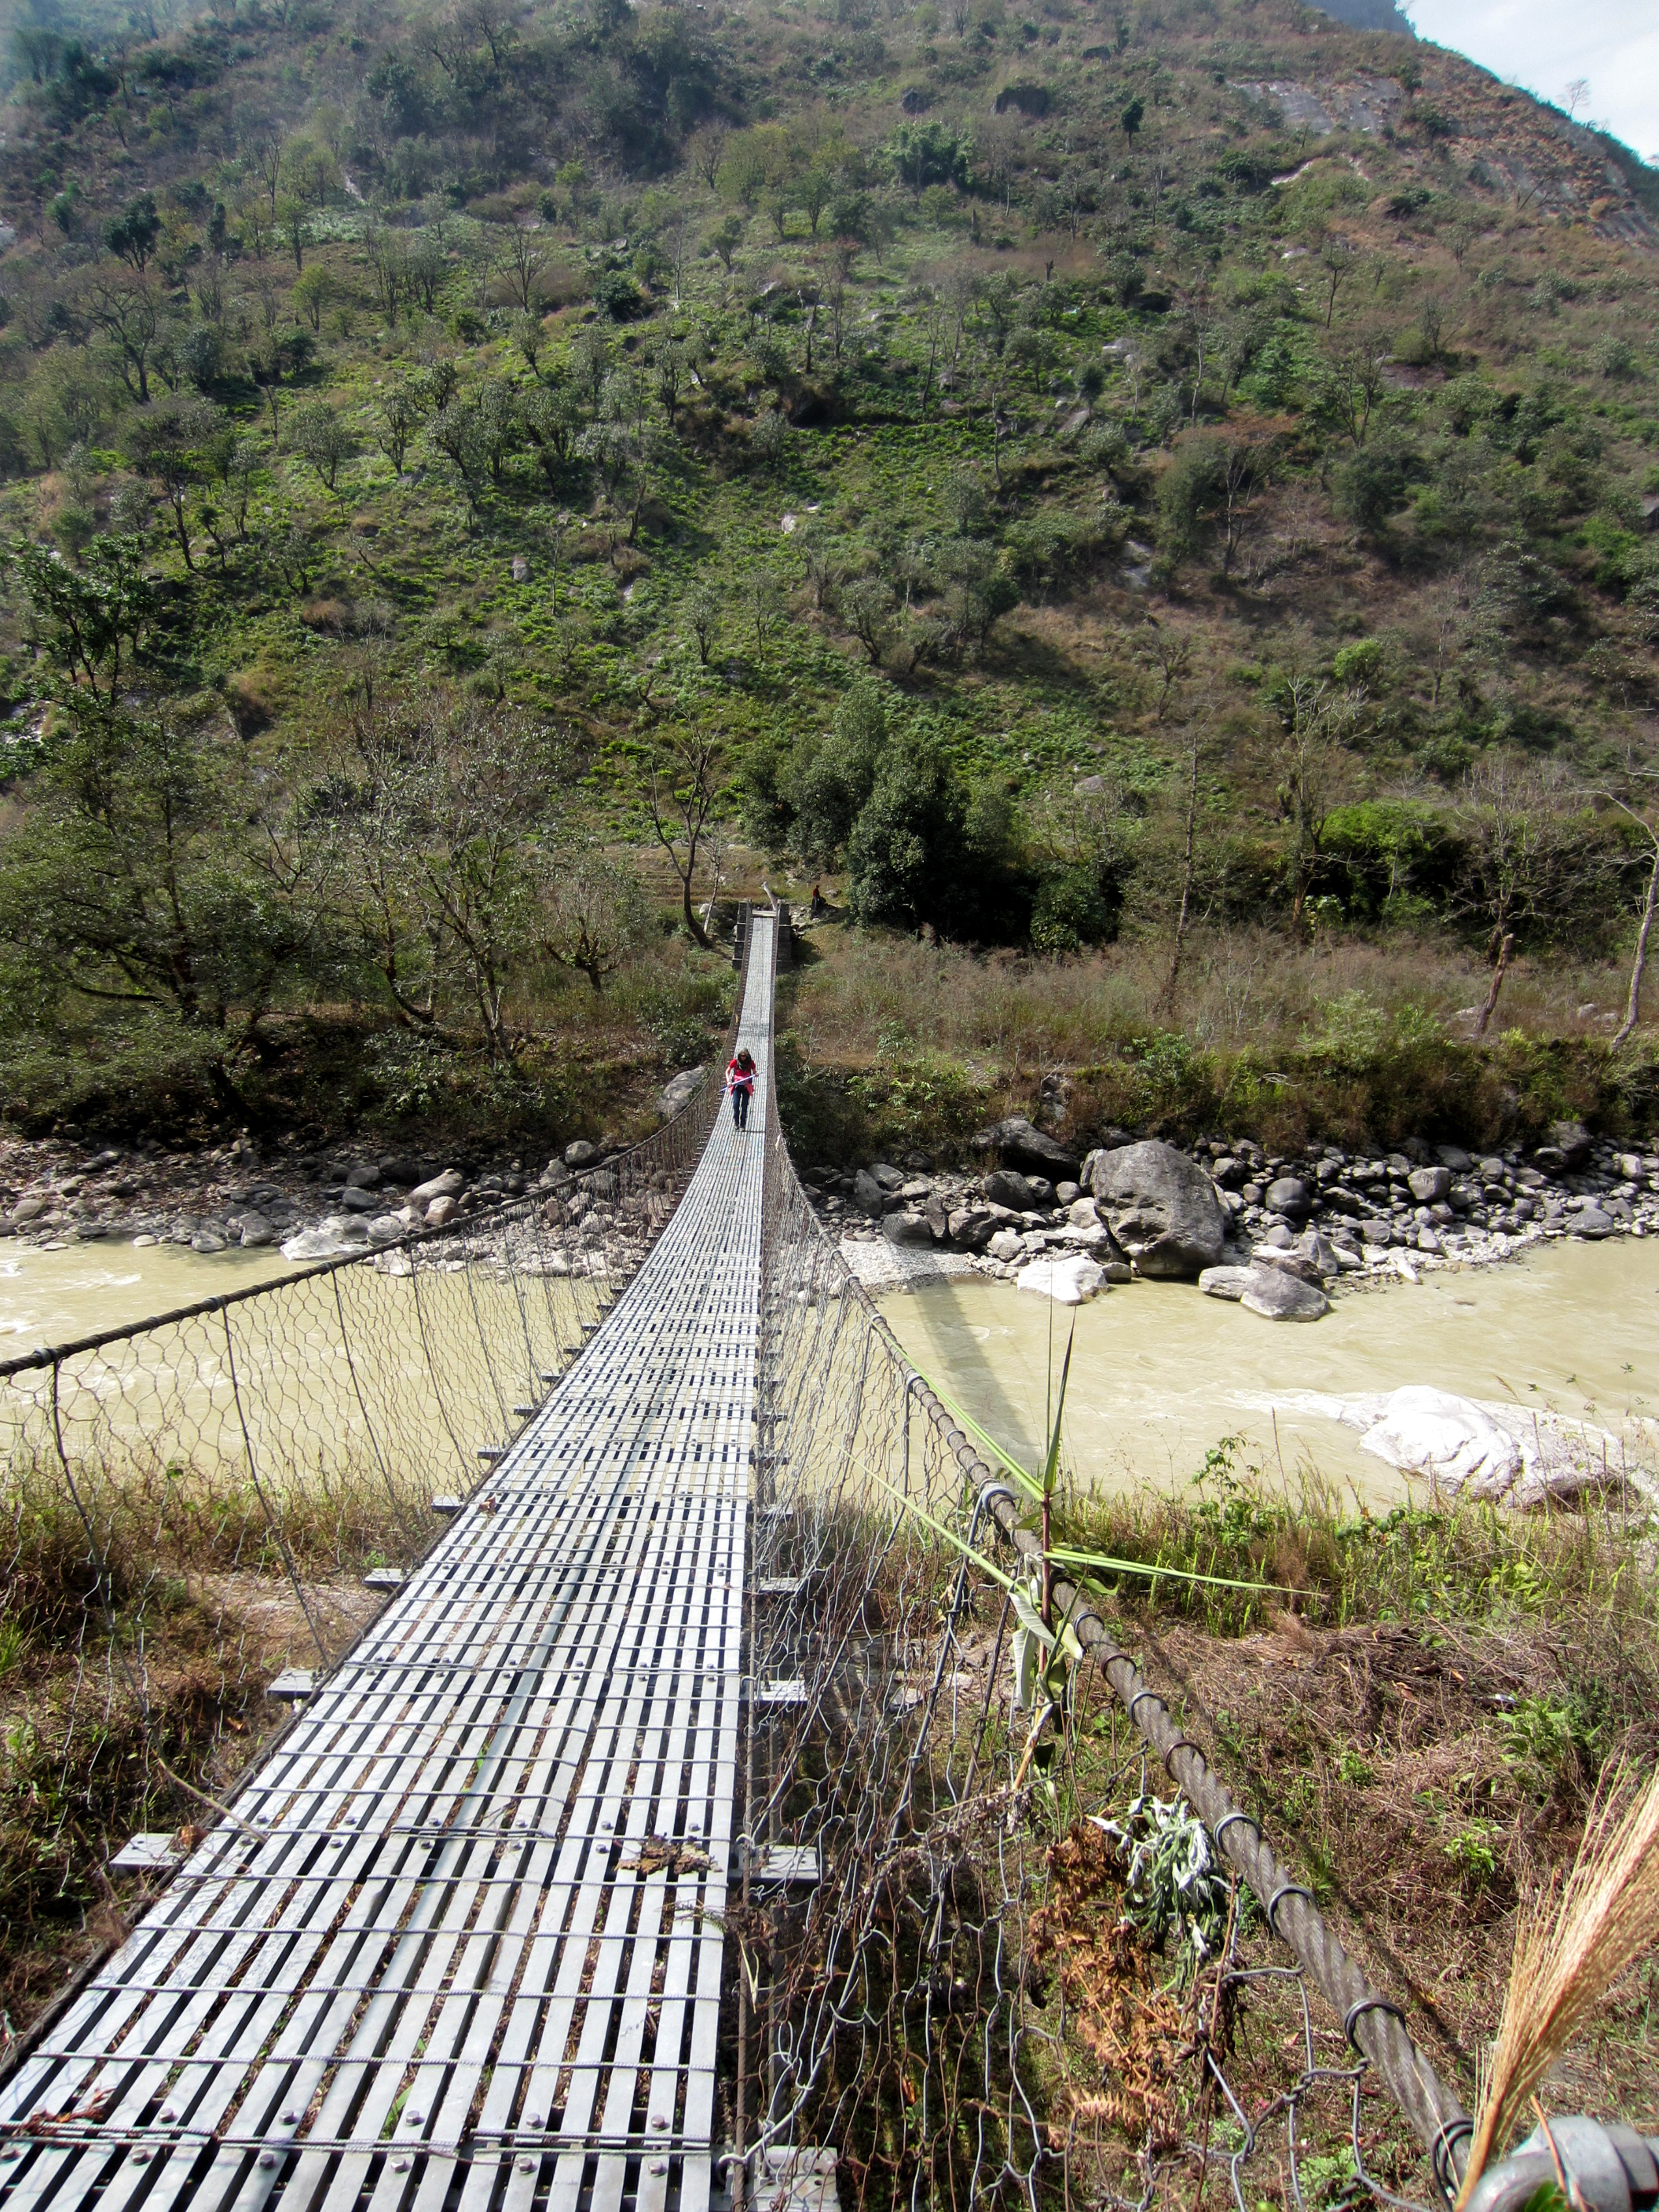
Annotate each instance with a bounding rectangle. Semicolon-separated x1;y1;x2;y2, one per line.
1456;1763;1659;2207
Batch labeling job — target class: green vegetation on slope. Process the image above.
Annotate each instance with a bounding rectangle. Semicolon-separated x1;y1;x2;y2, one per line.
0;0;1657;1149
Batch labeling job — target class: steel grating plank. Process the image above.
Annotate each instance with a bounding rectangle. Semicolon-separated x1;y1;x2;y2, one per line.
0;915;778;2212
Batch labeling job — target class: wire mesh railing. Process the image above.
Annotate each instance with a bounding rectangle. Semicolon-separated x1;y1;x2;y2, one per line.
0;1061;724;2031
734;1005;1474;2212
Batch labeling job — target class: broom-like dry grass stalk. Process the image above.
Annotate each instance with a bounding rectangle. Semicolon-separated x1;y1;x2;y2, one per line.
1456;1763;1659;2207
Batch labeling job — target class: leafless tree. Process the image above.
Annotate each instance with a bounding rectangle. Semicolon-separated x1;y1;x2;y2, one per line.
1141;623;1192;721
1324;325;1390;445
497;225;549;313
1604;771;1659;1048
688;122;730;191
539;849;648;992
340;694;566;1059
1159;719;1209;1013
646;730;723;947
1454;758;1586;1035
1318;234;1359;328
1274;678;1357;934
79;267;162;403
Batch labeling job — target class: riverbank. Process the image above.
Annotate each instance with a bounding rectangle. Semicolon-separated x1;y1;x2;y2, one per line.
0;1113;671;1280
808;1116;1659;1291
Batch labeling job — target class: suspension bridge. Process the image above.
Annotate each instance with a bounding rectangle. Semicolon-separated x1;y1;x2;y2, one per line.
0;901;1495;2212
0;920;779;2212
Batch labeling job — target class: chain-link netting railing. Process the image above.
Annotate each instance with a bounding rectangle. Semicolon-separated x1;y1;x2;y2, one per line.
734;1036;1473;2212
0;1061;726;2034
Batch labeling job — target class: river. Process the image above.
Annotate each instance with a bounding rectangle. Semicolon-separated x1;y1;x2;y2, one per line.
4;1232;1655;1509
878;1240;1659;1507
0;1240;301;1352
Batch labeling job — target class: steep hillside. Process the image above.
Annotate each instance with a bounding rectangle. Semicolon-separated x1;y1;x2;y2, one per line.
0;0;1657;1156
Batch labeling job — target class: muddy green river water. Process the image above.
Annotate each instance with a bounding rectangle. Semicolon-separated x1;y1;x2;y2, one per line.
0;1241;301;1351
878;1240;1659;1505
2;1233;1655;1507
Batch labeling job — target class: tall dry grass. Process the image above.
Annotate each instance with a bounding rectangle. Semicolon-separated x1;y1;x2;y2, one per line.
1456;1766;1659;2201
786;921;1635;1075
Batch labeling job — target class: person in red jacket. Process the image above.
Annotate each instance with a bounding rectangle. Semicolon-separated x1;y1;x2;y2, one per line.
726;1048;756;1130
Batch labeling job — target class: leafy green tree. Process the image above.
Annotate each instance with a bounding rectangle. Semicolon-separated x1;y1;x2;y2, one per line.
936;537;1016;651
1156;434;1267;577
427;400;487;515
706;214;745;282
522;379;581;487
276;194;308;269
837;577;896;668
377;380;426;474
475;380;522;485
511;311;545;373
291;400;353;492
884;121;971;196
1334;442;1414;535
125;396;224;569
0;695;326;1083
291;265;340;332
5;534;161;701
791;683;888;865
104;191;160;269
846;733;972;929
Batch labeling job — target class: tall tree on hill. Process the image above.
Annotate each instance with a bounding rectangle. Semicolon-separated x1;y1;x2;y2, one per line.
1602;772;1659;1049
646;730;723;948
1455;759;1594;1036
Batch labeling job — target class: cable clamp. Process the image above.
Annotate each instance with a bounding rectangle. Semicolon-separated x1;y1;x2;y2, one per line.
1430;2116;1474;2206
1265;1881;1313;1935
1126;1686;1163;1726
1211;1810;1261;1855
1342;1994;1408;2050
1161;1735;1200;1774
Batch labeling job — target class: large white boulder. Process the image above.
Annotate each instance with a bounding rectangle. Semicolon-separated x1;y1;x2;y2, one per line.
1354;1385;1522;1494
1014;1254;1107;1305
280;1214;372;1262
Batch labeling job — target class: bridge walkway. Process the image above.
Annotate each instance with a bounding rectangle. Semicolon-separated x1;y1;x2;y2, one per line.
0;914;778;2212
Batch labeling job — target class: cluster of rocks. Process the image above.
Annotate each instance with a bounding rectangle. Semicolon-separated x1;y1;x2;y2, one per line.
0;1133;621;1262
805;1114;1659;1320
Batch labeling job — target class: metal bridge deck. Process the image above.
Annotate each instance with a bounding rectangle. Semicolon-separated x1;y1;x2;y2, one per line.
0;917;778;2212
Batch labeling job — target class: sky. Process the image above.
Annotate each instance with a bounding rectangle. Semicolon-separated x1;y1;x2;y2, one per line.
1401;0;1659;163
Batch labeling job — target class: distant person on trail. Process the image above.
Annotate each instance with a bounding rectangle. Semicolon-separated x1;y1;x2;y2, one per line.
810;880;825;918
727;1048;756;1131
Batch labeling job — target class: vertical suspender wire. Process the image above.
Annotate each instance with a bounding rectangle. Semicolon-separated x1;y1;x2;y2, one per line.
459;1231;513;1440
500;1198;540;1411
47;1357;147;1727
46;1357;258;1838
218;1304;328;1665
526;1199;569;1388
408;1251;471;1485
331;1268;416;1555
